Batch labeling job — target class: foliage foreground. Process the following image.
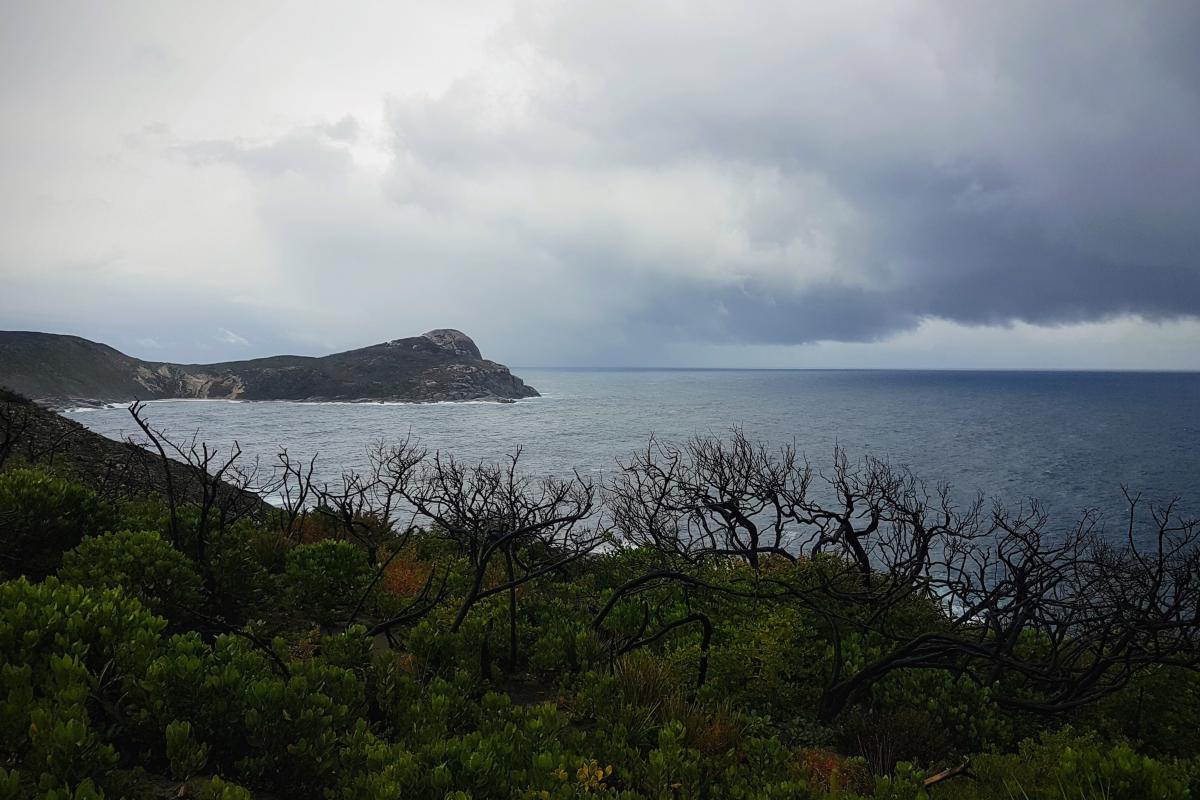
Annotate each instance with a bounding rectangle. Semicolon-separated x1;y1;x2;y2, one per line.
1;407;1198;799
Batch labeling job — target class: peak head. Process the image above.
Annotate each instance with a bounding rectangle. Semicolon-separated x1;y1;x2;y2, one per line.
420;329;482;359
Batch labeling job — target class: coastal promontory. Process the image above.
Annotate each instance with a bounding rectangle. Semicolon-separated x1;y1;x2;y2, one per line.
0;329;539;408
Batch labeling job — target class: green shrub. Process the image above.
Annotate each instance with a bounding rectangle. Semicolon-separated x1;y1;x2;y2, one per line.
865;668;1009;760
112;501;274;616
0;577;165;796
1083;666;1200;758
973;728;1192;800
0;469;116;579
866;762;929;800
404;599;510;682
197;776;254;800
58;529;204;623
246;527;289;573
2;508;1199;799
704;602;826;719
143;631;366;795
208;528;275;616
112;497;176;537
37;779;106;800
284;540;373;625
0;768;18;800
1052;742;1189;800
642;721;702;797
325;723;422;799
141;633;273;768
234;659;365;792
527;604;603;675
165;719;209;780
0;576;164;696
322;624;373;674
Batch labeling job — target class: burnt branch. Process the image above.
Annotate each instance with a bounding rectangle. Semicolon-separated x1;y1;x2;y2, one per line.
400;446;600;669
604;432;1200;723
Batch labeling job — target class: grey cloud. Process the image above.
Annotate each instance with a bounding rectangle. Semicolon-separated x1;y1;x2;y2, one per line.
643;281;922;346
8;1;1197;368
176;131;353;178
321;115;360;143
377;1;1200;346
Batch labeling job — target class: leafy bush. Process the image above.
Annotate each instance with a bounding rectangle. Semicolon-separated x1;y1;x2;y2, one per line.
0;469;116;579
208;528;275;616
1082;666;1200;758
141;633;270;769
165;719;209;780
969;728;1193;800
112;501;274;616
58;529;203;623
322;624;374;674
527;600;603;675
1055;743;1190;800
0;577;164;796
139;627;369;795
234;659;365;792
861;668;1009;763
197;776;254;800
284;540;374;625
701;601;829;722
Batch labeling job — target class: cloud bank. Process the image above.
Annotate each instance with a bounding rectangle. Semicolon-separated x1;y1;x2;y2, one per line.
1;1;1198;367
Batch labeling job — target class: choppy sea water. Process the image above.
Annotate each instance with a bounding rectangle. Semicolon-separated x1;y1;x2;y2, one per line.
65;369;1200;536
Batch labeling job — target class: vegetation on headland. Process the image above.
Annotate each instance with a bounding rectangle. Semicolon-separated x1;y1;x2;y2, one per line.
1;390;1198;799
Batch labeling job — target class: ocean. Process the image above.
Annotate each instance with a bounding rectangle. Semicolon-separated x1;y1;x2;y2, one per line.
65;369;1200;536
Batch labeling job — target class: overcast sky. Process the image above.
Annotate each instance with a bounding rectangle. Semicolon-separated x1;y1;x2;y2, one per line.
2;2;1198;368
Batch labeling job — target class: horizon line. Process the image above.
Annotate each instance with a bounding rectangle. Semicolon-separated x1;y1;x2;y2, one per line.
513;366;1200;374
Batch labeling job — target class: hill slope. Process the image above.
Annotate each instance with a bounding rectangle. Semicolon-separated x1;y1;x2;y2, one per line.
0;386;266;514
0;329;539;407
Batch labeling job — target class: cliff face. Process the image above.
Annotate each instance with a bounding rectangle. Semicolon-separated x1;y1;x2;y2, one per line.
0;330;539;408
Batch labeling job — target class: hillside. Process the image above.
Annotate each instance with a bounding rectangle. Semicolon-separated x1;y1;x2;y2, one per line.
0;328;539;407
0;386;265;514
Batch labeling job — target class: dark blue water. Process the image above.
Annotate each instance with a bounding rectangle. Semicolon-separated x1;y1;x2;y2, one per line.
66;370;1200;533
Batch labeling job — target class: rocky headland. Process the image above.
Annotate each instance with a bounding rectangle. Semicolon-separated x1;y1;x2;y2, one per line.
0;329;539;408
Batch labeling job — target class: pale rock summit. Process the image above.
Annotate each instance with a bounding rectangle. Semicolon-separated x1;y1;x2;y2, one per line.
420;329;484;360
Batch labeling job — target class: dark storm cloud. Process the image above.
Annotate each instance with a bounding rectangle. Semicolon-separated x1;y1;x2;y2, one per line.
378;1;1200;346
651;281;921;346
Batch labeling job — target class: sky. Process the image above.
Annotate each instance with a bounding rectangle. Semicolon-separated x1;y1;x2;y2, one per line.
1;1;1198;369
